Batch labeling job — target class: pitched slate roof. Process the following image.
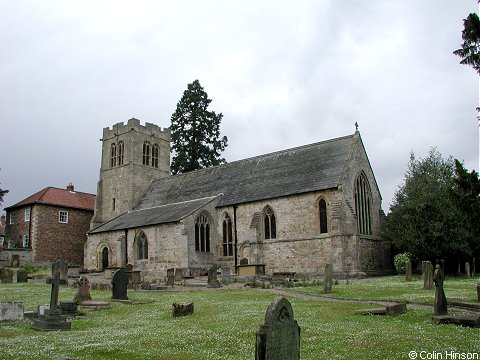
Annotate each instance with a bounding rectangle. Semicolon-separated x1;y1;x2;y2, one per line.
6;187;95;211
135;134;355;210
89;196;217;234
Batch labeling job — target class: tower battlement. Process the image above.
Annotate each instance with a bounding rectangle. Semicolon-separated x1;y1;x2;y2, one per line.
102;118;171;142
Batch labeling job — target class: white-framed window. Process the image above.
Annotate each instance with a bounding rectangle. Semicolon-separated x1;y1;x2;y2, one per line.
25;208;31;222
59;211;68;223
23;234;30;248
9;213;14;224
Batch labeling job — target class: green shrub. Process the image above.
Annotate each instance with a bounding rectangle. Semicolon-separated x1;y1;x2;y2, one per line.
394;252;411;274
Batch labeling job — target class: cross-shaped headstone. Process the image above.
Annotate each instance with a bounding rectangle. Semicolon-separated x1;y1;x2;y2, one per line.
46;270;61;312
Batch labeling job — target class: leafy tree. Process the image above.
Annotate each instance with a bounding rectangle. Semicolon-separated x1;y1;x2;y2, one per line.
386;148;469;263
453;13;480;75
0;169;8;204
170;80;228;174
451;159;480;259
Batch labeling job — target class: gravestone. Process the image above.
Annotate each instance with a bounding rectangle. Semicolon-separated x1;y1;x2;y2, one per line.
174;268;183;282
405;260;412;281
208;265;221;288
16;269;28;283
240;258;248;265
31;270;71;330
433;260;447;316
11;255;20;267
166;268;175;287
111;269;128;300
0;302;24;321
255;297;300;360
172;302;194;317
60;302;78;316
125;264;133;272
477;283;480;303
74;276;92;302
422;261;433;290
465;262;471;279
323;263;333;294
52;261;68;284
221;267;231;280
0;268;13;283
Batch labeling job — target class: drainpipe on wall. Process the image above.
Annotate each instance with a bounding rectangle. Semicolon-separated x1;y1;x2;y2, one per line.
28;206;32;249
233;205;238;271
124;229;128;267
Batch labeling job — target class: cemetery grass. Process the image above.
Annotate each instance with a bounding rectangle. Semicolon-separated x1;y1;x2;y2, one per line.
289;275;480;304
0;282;478;360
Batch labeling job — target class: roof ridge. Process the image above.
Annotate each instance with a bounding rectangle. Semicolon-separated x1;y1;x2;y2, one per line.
161;133;355;181
133;195;219;212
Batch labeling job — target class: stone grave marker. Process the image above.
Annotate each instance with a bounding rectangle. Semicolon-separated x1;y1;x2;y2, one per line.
240;258;248;265
174;268;183;282
11;255;20;267
31;270;71;330
0;302;24;321
477;283;480;303
323;263;333;294
16;268;28;283
433;260;447;315
125;264;133;272
405;260;412;281
111;268;129;300
0;268;13;283
465;262;471;279
74;276;92;302
52;261;68;284
221;267;231;280
208;265;221;288
255;297;300;360
422;261;433;290
166;268;175;287
172;302;194;317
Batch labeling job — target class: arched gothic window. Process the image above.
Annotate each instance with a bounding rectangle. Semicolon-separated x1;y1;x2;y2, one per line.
222;213;233;256
142;142;151;166
264;206;276;239
195;212;211;252
135;231;149;260
152;144;159;168
110;143;117;167
118;141;125;165
354;172;372;235
319;198;328;234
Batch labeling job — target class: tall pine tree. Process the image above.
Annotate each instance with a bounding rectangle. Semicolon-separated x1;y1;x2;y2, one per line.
170;80;228;174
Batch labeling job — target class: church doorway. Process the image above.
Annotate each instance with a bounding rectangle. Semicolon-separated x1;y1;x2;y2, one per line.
101;247;109;269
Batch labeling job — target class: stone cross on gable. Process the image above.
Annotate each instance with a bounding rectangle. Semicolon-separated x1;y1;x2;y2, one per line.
46;270;61;312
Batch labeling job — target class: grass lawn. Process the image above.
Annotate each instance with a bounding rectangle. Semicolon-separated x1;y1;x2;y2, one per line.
0;277;479;360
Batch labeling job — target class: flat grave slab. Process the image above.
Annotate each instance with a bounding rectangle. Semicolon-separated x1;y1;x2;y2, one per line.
355;303;407;316
432;315;480;327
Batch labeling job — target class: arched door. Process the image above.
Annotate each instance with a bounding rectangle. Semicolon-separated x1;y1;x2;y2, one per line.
101;247;109;269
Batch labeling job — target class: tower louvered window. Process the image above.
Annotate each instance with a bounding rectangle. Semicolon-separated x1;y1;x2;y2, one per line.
118;141;125;165
152;144;159;168
142;142;151;166
110;143;117;167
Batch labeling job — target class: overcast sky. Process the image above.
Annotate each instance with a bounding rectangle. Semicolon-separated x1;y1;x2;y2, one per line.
1;1;478;214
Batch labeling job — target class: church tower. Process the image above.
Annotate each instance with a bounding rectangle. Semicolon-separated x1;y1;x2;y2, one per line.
91;118;170;229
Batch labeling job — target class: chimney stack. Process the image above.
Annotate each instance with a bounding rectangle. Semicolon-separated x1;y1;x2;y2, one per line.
66;183;75;192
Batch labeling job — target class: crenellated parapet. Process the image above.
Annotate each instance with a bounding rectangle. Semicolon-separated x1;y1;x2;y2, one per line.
102;118;171;142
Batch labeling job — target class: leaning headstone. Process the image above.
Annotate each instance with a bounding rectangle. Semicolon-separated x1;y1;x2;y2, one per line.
16;269;28;283
433;260;447;315
255;297;300;360
31;270;71;330
477;283;480;303
0;268;13;283
166;268;175;287
172;302;194;317
74;276;92;302
323;263;333;294
11;255;20;267
111;268;128;300
423;261;433;290
405;260;412;281
208;265;221;288
0;302;24;321
465;262;471;279
52;261;68;284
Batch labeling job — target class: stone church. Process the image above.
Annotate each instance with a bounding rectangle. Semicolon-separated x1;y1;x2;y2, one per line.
84;118;390;281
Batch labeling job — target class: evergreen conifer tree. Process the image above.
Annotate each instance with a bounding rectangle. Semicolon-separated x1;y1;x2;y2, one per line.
170;80;228;174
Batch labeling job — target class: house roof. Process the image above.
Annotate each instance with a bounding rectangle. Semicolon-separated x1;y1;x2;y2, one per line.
5;187;95;211
89;196;217;234
135;134;356;210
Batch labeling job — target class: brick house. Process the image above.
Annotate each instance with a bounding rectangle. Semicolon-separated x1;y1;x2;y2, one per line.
2;184;95;266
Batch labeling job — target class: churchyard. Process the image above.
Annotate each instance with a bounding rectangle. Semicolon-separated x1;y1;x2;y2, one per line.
0;273;479;360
